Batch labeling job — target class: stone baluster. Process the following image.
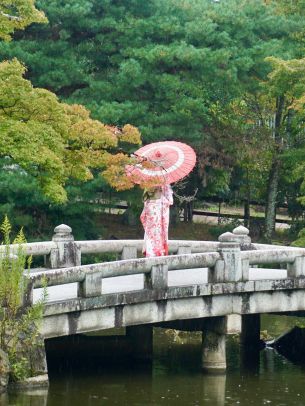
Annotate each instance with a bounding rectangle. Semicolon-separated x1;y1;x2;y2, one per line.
144;264;168;290
213;226;251;283
214;231;243;283
49;224;81;269
121;246;138;260
232;225;252;250
78;271;103;298
287;256;305;278
177;246;191;255
48;224;86;298
233;225;252;281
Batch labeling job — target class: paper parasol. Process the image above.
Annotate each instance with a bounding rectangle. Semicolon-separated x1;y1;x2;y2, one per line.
127;141;196;185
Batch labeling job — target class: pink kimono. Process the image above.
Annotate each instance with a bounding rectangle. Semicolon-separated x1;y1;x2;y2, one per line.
140;185;173;257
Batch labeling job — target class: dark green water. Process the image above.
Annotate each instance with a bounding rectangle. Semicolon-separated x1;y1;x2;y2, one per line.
4;315;305;406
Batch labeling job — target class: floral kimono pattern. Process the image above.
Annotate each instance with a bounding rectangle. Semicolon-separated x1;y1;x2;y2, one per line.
140;185;173;257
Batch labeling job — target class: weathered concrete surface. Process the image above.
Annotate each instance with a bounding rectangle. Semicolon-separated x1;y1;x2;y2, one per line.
31;251;222;289
202;317;227;372
40;283;305;338
9;374;49;390
16;224;305;353
32;267;287;304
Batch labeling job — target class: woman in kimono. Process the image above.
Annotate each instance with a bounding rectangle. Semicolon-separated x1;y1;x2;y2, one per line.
140;184;173;257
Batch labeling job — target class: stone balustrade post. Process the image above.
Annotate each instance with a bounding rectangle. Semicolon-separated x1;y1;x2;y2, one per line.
232;225;252;250
213;226;251;282
121;246;137;260
233;225;252;281
177;246;191;255
144;264;168;290
287;256;305;278
49;224;81;269
214;231;243;283
78;272;103;298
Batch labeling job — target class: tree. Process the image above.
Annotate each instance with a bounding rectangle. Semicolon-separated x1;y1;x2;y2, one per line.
258;57;305;240
0;0;46;41
2;0;305;237
0;0;142;203
0;59;141;203
0;0;297;144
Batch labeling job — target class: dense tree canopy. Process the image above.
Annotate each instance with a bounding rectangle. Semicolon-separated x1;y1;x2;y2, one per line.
1;0;305;240
0;58;141;202
0;1;142;205
0;0;46;40
1;0;300;145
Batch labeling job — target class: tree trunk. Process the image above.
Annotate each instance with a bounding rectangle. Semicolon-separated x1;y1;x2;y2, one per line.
264;95;285;242
264;159;280;241
244;199;250;229
244;169;251;229
187;201;193;222
183;202;187;222
218;202;221;225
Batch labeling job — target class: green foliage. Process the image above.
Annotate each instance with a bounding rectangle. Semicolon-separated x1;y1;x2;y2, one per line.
1;0;305;236
1;0;299;144
0;216;46;381
0;0;46;41
291;228;305;247
0;59;141;202
2;0;302;212
208;218;242;240
0;1;142;205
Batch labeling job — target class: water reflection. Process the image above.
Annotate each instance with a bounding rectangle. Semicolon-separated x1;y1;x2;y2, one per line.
7;388;48;406
202;375;226;405
4;317;305;406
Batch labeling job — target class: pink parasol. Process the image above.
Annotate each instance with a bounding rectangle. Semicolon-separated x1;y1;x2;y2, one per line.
127;141;196;185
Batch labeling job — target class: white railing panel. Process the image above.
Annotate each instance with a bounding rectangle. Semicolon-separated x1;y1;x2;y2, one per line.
168;268;208;286
249;268;287;280
102;274;144;294
33;283;78;304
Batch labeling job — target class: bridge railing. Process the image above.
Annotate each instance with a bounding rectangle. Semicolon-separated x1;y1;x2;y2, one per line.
2;223;305;305
26;226;305;302
0;223;302;264
30;251;221;297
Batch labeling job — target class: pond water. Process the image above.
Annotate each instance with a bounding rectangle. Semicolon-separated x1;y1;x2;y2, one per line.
4;315;305;406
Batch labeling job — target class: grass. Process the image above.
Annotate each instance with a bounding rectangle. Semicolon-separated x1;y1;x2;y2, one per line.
94;211;294;245
195;203;291;220
95;212;216;241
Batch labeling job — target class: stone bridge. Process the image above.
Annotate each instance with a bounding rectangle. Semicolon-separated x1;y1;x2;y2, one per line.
5;224;305;379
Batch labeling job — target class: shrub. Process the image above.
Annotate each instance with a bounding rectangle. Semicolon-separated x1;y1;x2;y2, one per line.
0;216;46;381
